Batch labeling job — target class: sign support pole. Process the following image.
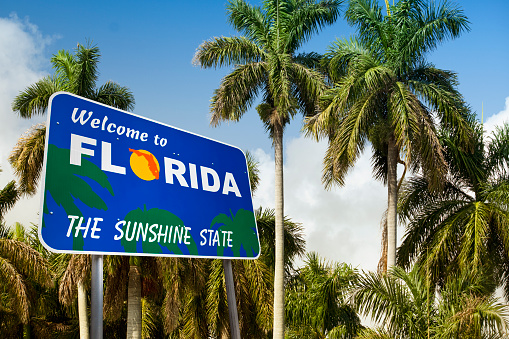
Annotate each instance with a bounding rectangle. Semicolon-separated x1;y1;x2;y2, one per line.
91;254;103;339
223;259;241;339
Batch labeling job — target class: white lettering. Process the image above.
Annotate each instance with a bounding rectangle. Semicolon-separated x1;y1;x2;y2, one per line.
107;123;116;133
189;163;199;189
148;224;158;242
201;166;220;193
199;229;207;246
222;172;241;197
114;220;125;240
70;134;96;166
90;217;103;239
164;158;189;187
101;115;109;130
101;141;126;174
71;108;93;125
90;118;100;128
184;227;192;245
126;128;140;139
66;215;80;237
117;125;125;136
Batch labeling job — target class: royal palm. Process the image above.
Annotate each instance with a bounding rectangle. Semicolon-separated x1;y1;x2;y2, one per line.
194;0;340;336
306;0;471;270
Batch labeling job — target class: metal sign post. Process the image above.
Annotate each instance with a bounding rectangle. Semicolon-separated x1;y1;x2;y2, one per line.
91;255;103;339
223;259;241;339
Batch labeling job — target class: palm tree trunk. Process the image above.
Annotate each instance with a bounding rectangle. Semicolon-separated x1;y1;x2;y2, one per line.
272;121;285;339
77;281;90;339
387;136;398;268
127;265;142;339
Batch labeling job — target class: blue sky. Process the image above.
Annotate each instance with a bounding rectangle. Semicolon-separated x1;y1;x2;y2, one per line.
1;0;508;270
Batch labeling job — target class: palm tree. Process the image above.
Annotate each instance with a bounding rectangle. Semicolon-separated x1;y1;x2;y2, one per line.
10;42;135;338
305;0;471;270
397;121;509;298
194;1;340;335
285;252;361;339
10;42;135;195
353;264;509;338
0;223;53;337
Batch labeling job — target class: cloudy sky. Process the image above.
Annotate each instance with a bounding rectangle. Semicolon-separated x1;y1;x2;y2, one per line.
1;0;508;271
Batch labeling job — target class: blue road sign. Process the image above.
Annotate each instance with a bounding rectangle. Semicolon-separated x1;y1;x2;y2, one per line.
40;92;260;259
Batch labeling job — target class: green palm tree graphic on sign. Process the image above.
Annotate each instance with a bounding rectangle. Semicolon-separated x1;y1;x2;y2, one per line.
120;207;198;256
44;144;114;250
210;209;259;258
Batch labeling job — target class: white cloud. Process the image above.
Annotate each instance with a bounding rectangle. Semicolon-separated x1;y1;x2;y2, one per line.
252;136;387;271
484;97;509;135
0;14;55;227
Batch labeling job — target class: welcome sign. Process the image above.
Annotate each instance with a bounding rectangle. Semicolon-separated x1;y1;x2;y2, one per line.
40;92;260;259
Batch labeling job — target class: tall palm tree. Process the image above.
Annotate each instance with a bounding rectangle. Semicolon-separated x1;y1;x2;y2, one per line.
397;121;509;298
353;264;509;338
285;252;361;339
10;42;135;338
194;1;340;336
305;0;471;270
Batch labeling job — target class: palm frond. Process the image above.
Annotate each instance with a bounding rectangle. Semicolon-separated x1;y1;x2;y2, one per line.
9;124;46;195
285;0;342;51
94;81;135;111
73;43;100;97
228;0;269;46
0;181;18;221
12;76;64;118
400;0;470;61
345;0;387;52
0;256;30;323
194;36;265;68
210;62;266;126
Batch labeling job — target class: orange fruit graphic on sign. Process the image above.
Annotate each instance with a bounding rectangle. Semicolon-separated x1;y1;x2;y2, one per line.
129;149;160;181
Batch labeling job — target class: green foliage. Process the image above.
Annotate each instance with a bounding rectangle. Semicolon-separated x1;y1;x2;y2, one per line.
398;121;509;299
353;265;509;338
255;207;306;273
0;224;66;337
306;0;471;189
285;252;361;339
195;0;340;130
0;180;18;223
